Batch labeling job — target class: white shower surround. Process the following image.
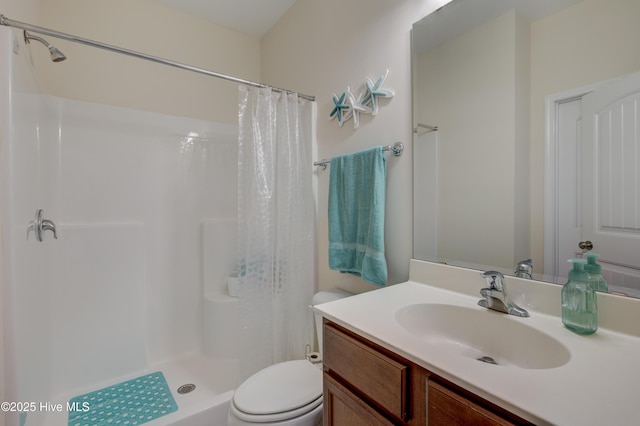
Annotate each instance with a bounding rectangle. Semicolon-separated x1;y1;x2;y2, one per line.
1;27;242;426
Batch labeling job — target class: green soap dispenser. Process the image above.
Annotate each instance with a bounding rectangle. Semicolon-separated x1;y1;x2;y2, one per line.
584;252;609;293
562;258;598;335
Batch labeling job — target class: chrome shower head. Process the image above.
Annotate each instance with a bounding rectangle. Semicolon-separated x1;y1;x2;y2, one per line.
24;30;66;62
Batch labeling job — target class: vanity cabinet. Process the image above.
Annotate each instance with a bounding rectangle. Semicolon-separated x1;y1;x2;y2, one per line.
322;320;533;426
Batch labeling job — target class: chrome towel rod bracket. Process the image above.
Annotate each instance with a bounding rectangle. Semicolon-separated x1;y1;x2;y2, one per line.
314;141;404;170
414;123;438;134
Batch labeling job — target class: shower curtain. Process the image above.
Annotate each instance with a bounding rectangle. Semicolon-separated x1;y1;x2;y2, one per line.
237;86;315;377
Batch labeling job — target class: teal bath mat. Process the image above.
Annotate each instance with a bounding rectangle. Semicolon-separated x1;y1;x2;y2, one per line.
68;371;178;426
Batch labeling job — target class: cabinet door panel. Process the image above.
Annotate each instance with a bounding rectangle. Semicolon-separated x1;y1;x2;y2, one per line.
323;372;393;426
324;322;408;421
428;380;518;426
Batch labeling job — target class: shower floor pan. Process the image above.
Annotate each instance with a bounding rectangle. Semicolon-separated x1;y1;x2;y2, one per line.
29;354;241;426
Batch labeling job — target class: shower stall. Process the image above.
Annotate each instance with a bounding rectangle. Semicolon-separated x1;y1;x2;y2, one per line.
0;19;315;426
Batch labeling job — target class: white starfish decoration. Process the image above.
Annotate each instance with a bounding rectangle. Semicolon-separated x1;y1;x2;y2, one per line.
346;86;371;129
362;69;394;116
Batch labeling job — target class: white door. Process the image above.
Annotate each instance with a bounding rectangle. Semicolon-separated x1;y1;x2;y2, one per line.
581;73;640;293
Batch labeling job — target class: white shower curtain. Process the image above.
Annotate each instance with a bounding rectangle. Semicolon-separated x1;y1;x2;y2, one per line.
237;86;315;377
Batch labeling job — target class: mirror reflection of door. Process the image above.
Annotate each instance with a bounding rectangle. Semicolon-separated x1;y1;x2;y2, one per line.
552;72;640;296
554;97;583;280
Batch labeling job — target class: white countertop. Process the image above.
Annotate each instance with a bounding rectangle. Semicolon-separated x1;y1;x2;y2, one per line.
314;260;640;426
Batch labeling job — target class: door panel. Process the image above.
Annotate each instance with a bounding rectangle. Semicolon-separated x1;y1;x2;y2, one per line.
582;73;640;288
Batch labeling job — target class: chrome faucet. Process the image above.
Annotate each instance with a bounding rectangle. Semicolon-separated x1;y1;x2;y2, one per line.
514;258;533;279
478;271;529;317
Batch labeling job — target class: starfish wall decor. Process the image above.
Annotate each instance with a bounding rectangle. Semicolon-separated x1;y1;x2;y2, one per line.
328;69;394;129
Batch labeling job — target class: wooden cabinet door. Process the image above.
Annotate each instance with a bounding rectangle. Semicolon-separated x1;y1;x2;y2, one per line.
428;380;521;426
323;372;393;426
323;322;408;421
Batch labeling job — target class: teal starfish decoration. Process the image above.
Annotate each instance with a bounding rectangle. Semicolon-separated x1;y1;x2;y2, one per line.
362;69;394;116
329;91;351;125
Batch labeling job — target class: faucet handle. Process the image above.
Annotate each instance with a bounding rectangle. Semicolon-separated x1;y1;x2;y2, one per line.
481;270;505;291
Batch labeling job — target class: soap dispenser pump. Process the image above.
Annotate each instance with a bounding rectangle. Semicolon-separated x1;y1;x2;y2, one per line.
584;252;609;293
562;258;597;335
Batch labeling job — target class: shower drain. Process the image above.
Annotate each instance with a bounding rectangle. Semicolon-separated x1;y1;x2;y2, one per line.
177;384;196;394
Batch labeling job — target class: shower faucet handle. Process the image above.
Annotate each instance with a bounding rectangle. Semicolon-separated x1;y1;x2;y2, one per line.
27;209;58;242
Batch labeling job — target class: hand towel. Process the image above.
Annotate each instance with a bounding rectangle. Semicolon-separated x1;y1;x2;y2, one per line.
328;146;387;286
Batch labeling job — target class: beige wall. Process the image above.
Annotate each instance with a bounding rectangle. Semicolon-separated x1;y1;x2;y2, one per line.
0;0;40;23
262;0;445;293
529;0;640;268
31;0;261;123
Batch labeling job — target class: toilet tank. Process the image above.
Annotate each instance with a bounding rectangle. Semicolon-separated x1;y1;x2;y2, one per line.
311;289;353;356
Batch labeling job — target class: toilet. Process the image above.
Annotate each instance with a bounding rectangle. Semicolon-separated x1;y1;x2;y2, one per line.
228;288;353;426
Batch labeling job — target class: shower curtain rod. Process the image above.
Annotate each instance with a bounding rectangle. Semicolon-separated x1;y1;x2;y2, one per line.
0;14;316;102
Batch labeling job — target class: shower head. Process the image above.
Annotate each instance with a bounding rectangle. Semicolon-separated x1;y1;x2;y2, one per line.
23;30;66;62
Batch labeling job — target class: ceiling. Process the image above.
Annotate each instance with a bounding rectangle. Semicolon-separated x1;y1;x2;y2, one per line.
151;0;298;37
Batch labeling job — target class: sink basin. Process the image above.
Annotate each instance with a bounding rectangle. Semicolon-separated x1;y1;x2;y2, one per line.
395;303;571;369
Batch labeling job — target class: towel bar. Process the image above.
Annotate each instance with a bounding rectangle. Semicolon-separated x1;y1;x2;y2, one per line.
314;142;404;170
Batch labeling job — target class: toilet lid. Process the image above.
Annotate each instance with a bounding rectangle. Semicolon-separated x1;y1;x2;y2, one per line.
233;360;322;416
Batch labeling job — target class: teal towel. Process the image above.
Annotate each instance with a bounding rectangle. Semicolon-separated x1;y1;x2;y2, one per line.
328;147;387;286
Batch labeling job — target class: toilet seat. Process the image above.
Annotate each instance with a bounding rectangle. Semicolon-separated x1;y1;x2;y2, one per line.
231;360;322;423
230;394;322;423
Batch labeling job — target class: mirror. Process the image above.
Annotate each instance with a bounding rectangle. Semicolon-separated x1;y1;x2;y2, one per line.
412;0;640;296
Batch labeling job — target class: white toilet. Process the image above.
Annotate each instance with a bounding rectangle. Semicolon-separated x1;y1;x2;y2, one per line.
228;288;353;426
